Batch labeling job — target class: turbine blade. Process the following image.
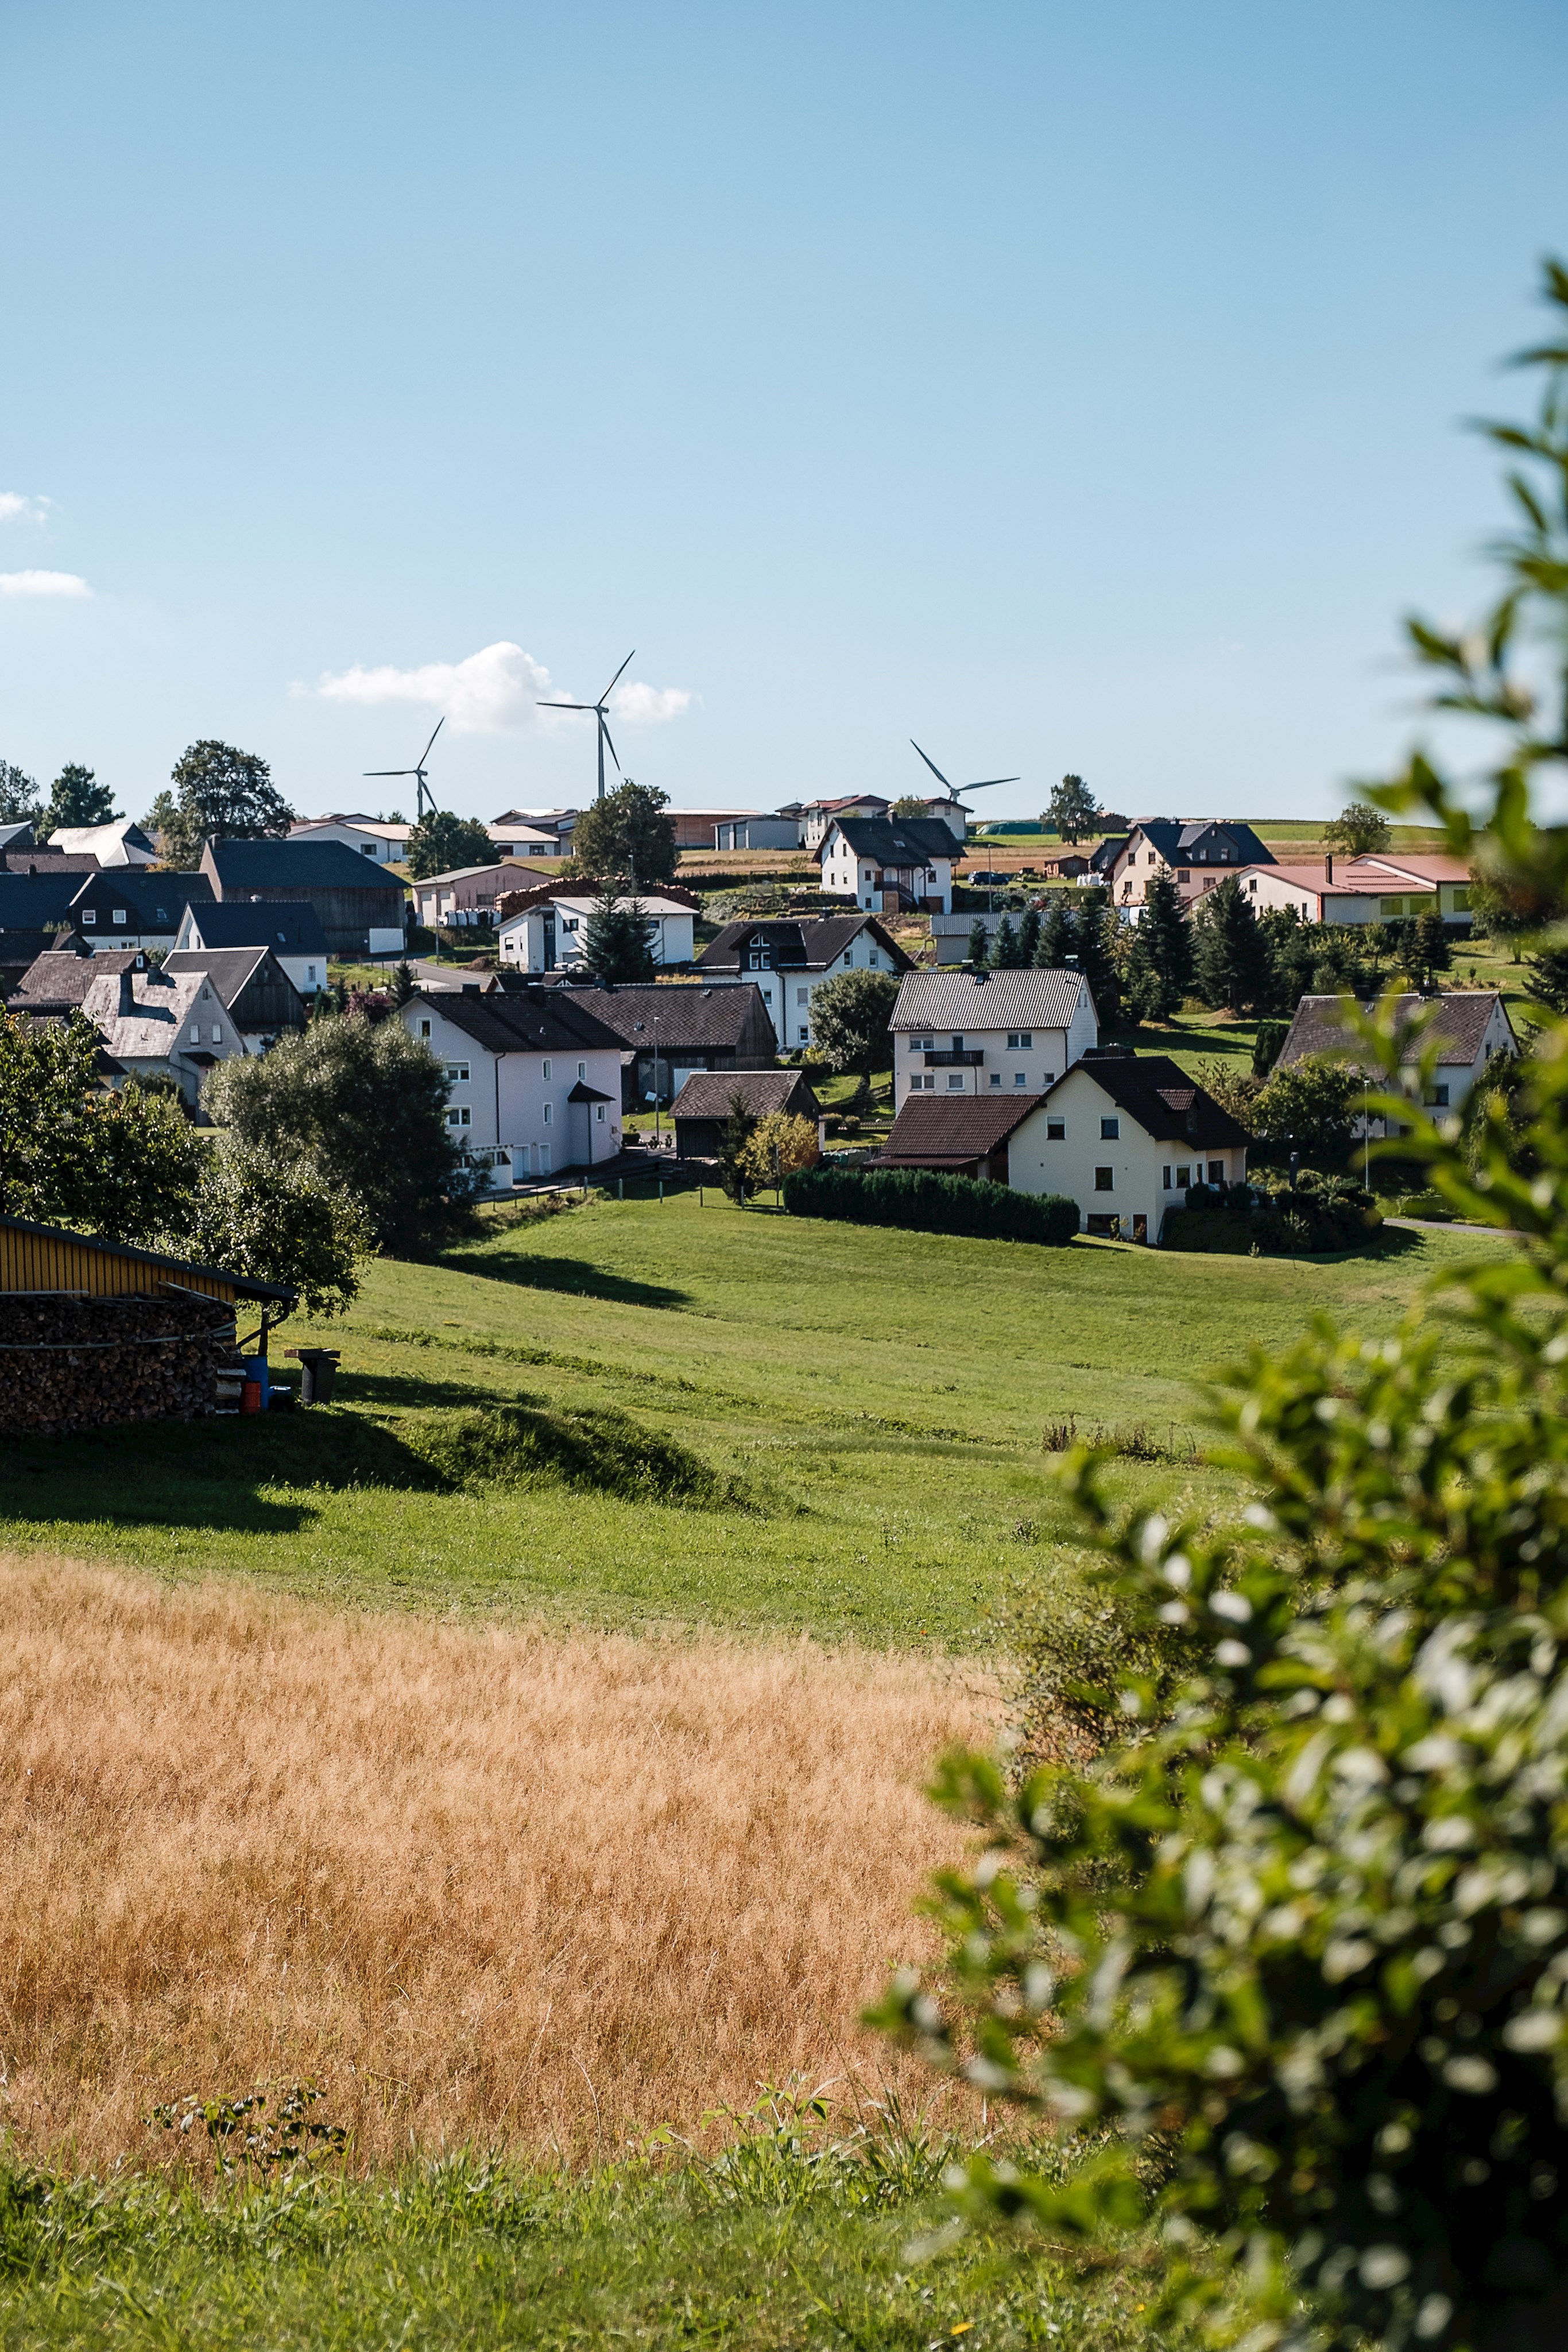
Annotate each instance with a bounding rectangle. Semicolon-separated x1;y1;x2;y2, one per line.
962;776;1020;791
419;717;446;765
909;740;953;790
601;648;636;702
599;713;622;771
538;699;591;711
363;768;413;776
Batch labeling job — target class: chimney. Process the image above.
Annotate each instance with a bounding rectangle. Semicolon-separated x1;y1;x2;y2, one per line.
118;967;137;1016
1324;852;1334;884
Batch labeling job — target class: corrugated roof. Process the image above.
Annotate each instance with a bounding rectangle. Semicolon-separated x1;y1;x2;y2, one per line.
1276;991;1514;1069
1053;1052;1252;1147
670;1070;819;1121
698;915;911;974
879;1092;1048;1163
892;966;1090;1030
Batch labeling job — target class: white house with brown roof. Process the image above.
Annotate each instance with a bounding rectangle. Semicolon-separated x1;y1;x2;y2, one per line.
695;913;911;1048
1275;989;1517;1128
398;986;626;1186
890;966;1098;1107
1236;851;1475;927
877;1049;1248;1239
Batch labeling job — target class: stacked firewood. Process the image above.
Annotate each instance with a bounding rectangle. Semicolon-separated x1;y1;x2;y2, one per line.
0;1293;241;1438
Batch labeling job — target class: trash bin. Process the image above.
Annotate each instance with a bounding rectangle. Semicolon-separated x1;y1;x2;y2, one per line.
286;1347;341;1405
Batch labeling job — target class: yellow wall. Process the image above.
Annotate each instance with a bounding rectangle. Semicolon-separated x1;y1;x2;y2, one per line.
0;1223;238;1303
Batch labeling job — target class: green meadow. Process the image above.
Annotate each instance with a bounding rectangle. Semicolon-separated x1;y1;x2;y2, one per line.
0;1195;1500;1647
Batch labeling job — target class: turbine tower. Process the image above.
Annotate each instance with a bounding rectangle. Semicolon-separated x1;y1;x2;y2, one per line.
538;651;635;801
365;718;445;822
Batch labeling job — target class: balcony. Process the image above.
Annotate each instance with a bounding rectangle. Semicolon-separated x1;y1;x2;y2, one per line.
923;1049;984;1067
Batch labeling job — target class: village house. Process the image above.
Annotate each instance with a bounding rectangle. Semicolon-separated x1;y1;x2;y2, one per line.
61;866;215;954
695;914;912;1048
497;890;696;973
817;814;955;914
201;838;407;959
669;1069;824;1160
288;814;412;865
160;947;310;1051
65;962;267;1102
490;808;578;853
798;795;891;851
47;819;158;866
171;900;331;997
535;979;777;1108
1108;819;1276;910
412;861;533;930
399;986;626;1187
1235;852;1476;928
889;966;1098;1108
1275;989;1517;1129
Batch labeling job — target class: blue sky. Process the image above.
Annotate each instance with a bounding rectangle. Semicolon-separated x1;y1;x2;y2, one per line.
2;0;1563;827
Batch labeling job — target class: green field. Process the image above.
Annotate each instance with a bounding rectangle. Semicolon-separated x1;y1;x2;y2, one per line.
0;1197;1498;1647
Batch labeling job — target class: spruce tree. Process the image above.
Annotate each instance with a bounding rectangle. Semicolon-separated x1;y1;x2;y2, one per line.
1410;903;1453;987
1122;873;1191;1020
1526;942;1568;1018
1193;875;1271;1012
1017;906;1042;964
989;914;1019;967
965;918;989;966
1035;896;1077;968
1071;889;1122;1024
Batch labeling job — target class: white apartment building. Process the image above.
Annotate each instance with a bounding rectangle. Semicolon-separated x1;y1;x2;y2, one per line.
400;987;625;1189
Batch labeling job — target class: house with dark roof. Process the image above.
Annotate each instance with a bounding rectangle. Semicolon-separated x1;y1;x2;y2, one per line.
161;947;309;1049
696;914;911;1048
62;866;214;953
9;946;152;1015
0;871;92;938
68;963;258;1102
397;987;626;1185
1108;819;1276;911
535;980;778;1109
671;1069;823;1160
1275;991;1517;1130
818;815;955;914
890;966;1098;1107
201;838;407;958
878;1047;1249;1239
173;899;331;996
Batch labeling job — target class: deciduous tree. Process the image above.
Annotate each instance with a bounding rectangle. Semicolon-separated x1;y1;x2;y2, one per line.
1044;773;1098;843
43;764;117;833
0;760;40;825
569;780;677;889
1325;799;1392;857
809;967;899;1106
405;810;493;880
149;742;293;866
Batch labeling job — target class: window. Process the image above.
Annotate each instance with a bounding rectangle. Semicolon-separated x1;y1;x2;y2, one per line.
596;1103;605;1123
1454;886;1472;911
1094;1166;1114;1191
1176;1164;1191;1187
989;1071;1001;1087
1427;1084;1450;1108
419;1019;431;1039
81;909;96;925
446;1106;472;1128
308;965;319;984
1248;877;1258;892
1046;1118;1064;1140
867;950;879;966
1207;1160;1224;1184
577;1061;586;1079
797;1026;808;1043
444;1062;470;1084
1381;896;1406;919
188;1024;199;1042
748;942;772;969
112;909;127;926
1178;869;1190;883
542;1059;551;1080
562;916;579;933
1100;1116;1119;1139
911;1073;934;1090
950;1034;963;1053
543;1102;553;1125
211;1024;222;1043
1014;1072;1027;1086
1163;1166;1172;1189
362;842;375;855
1005;1032;1032;1051
762;987;773;1003
947;1073;965;1090
796;988;809;1005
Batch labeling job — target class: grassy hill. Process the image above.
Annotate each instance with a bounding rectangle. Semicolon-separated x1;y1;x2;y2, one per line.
0;1198;1500;1647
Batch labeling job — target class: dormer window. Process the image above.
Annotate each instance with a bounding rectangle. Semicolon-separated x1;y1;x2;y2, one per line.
748;941;772;969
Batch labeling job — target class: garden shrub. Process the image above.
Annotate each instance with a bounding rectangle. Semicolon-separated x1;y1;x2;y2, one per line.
783;1163;1078;1244
1163;1171;1380;1255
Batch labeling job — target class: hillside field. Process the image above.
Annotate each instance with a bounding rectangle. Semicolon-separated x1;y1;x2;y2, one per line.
0;1197;1502;1646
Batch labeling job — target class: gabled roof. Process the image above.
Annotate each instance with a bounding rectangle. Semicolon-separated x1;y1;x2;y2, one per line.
163;947;308;1021
0;927;73;970
1125;819;1276;866
891;966;1091;1032
10;947;146;1011
804;794;891;815
0;872;84;929
1051;1051;1251;1147
181;900;329;954
78;965;211;1063
698;914;912;975
206;837;406;892
551;981;772;1052
671;1070;820;1121
566;1079;615;1104
1346;853;1471;885
879;1092;1047;1167
1276;991;1515;1070
1089;836;1126;873
67;869;214;929
47;820;157;864
412;861;526;889
406;987;625;1055
820;817;957;865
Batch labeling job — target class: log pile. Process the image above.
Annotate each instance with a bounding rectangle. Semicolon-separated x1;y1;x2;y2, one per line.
0;1293;241;1439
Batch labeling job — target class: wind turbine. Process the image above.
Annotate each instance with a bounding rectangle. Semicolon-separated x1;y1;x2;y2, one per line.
365;718;445;822
537;651;634;801
908;740;1020;803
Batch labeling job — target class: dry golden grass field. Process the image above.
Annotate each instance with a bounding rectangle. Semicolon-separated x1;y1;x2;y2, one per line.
0;1553;989;2174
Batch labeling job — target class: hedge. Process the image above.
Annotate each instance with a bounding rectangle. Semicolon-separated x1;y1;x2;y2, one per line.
781;1162;1078;1244
1162;1173;1383;1256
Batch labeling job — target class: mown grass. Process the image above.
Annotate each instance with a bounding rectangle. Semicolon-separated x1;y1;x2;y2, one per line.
0;1196;1502;1646
0;2139;1184;2351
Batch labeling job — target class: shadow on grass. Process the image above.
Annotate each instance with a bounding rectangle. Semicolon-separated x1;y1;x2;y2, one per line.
433;1251;692;1309
334;1367;537;1412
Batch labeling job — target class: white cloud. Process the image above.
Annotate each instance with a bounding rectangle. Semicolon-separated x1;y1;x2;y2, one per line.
0;493;51;525
611;679;692;724
0;569;90;598
314;640;693;735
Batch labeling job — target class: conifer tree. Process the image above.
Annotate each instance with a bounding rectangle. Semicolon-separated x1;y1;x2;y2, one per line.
989;914;1019;967
965;917;988;966
1070;889;1122;1023
1035;896;1077;968
1016;906;1042;964
1193;874;1271;1012
1122;872;1191;1020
